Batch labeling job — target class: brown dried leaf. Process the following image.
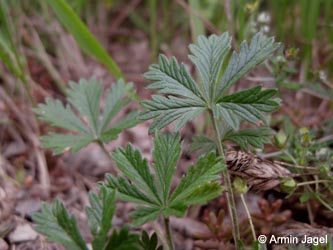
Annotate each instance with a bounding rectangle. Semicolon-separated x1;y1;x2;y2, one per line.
226;150;292;191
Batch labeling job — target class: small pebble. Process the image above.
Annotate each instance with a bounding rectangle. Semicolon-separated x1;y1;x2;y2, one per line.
8;224;38;243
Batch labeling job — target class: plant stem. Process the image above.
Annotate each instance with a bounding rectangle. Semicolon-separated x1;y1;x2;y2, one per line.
163;216;174;250
96;140;112;161
240;194;256;241
297;180;332;187
209;111;241;247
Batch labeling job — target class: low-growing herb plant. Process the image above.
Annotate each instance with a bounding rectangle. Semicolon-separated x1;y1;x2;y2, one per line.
140;31;280;247
33;32;282;250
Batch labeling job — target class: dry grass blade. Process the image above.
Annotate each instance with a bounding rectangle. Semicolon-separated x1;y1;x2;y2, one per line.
0;87;50;194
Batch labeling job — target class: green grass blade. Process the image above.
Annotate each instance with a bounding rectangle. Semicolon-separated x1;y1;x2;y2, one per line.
0;0;24;81
45;0;123;79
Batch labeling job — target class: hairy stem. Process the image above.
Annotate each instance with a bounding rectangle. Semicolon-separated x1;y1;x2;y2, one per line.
164;216;174;250
240;194;256;241
209;111;241;247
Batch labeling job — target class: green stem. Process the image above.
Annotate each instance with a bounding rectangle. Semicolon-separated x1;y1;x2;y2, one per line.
164;216;174;250
297;180;333;187
240;194;256;241
96;140;111;161
209;111;241;247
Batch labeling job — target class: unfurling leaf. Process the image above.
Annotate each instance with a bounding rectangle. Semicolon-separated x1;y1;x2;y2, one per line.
34;78;138;154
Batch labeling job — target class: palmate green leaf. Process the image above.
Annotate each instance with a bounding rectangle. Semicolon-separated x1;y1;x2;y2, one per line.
35;98;90;134
68;78;102;135
111;145;161;205
101;80;131;131
144;55;204;102
130;206;162;226
153;132;181;203
224;127;274;151
41;133;94;155
141;32;280;133
169;152;224;212
105;175;159;206
215;86;280;130
216;32;280;97
34;78;137;154
32;200;87;250
104;133;222;225
141;95;205;133
189;33;231;101
181;182;222;205
86;186;116;250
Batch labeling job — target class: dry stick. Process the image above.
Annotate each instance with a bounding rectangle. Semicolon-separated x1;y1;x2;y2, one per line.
0;87;51;192
210;112;241;248
175;0;220;35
